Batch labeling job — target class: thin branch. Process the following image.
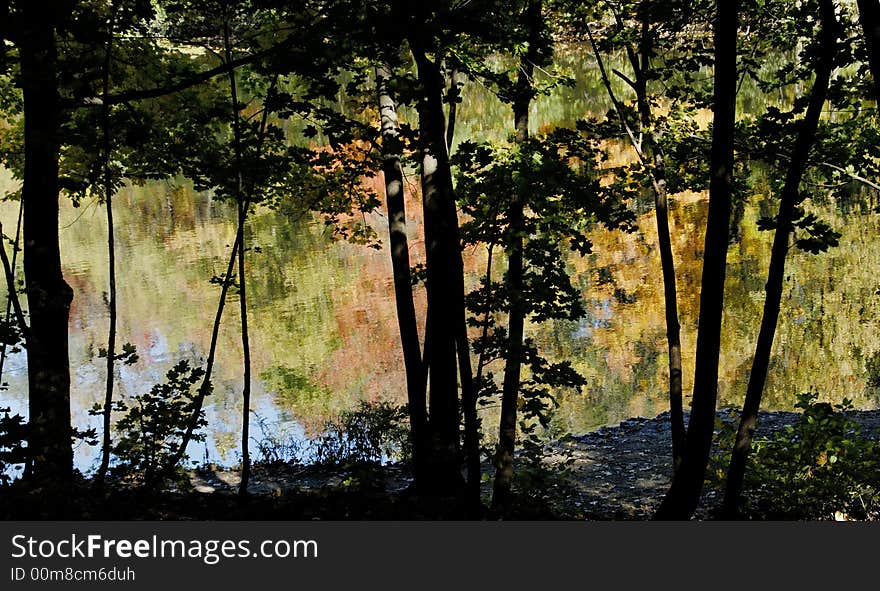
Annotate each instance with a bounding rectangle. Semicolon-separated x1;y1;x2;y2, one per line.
0;223;29;344
609;3;643;83
815;161;880;192
682;133;878;193
612;68;638;91
65;41;290;109
585;22;645;159
0;199;22;384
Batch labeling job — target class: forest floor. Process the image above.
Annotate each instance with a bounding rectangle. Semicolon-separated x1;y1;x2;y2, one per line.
6;407;880;520
187;407;880;520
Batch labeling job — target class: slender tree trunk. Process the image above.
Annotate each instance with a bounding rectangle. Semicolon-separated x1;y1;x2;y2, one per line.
457;286;480;512
0;201;23;386
492;0;542;515
470;240;501;512
19;5;74;495
0;223;29;345
234;73;276;491
376;63;429;487
858;0;880;102
722;0;837;517
655;0;739;520
410;40;466;497
160;234;239;485
221;21;252;498
592;13;686;471
160;72;278;487
634;24;685;472
236;199;251;497
474;243;496;387
440;65;482;512
650;143;685;471
98;3;119;485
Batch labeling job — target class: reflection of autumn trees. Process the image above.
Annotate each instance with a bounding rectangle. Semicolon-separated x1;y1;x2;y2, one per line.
5;164;880;451
545;188;880;435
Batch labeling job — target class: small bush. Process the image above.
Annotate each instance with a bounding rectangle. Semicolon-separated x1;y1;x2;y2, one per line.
311;400;410;466
712;393;880;520
253;413;303;466
509;421;578;518
108;360;208;487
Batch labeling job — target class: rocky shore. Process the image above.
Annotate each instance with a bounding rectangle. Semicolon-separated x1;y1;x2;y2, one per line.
189;407;880;520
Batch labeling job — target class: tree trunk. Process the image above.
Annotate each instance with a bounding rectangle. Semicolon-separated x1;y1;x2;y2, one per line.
161;235;239;485
655;0;739;520
722;0;837;517
445;66;462;152
858;0;880;102
651;144;685;471
160;73;278;488
440;65;482;513
457;299;480;512
376;63;430;487
634;24;685;472
98;3;119;485
589;15;685;470
0;222;28;347
222;21;252;499
19;4;75;493
492;0;542;515
410;41;465;497
236;199;251;498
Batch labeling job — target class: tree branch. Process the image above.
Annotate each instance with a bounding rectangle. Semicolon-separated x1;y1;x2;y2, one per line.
0;223;30;344
586;23;645;158
612;67;638;91
814;160;880;192
63;42;288;109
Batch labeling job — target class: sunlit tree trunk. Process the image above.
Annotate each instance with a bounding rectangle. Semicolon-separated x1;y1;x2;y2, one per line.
445;66;462;152
376;62;430;487
410;39;467;498
722;0;838;517
655;0;738;520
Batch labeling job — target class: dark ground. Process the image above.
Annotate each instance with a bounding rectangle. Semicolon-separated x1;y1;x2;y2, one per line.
5;408;880;520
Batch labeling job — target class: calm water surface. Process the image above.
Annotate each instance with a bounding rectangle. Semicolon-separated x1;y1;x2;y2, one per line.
1;49;878;471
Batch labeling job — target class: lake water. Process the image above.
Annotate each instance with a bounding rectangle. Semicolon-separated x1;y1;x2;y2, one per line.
1;48;878;472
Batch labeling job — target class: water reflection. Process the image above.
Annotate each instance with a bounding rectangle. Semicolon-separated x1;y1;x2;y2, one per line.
2;168;878;472
0;45;878;472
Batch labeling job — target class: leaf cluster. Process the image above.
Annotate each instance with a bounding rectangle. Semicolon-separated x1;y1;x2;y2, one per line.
0;407;27;486
104;360;208;487
711;393;880;520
